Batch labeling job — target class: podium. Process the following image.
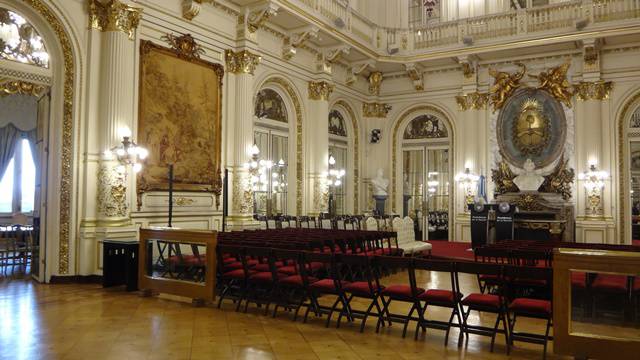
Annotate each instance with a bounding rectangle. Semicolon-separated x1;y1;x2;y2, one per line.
468;203;490;248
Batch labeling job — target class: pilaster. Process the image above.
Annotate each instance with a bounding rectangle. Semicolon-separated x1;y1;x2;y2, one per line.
306;80;334;215
225;49;262;230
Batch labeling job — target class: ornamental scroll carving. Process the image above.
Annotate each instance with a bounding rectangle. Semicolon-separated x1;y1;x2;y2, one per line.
0;78;45;97
98;165;128;218
308;81;334;101
225;49;261;75
540;154;575;200
363;102;391;118
163;33;204;60
491;158;518;196
455;92;488;111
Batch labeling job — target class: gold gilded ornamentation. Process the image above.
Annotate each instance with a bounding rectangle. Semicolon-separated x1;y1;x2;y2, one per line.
308;81;333;101
515;193;543;211
584;46;598;66
403;115;447;139
491;158;518;196
363;102;391;118
225;49;261;75
98;165;128;218
574;81;613;101
265;77;304;215
368;71;383;96
461;62;475;79
405;64;424;91
162;33;204;60
455;92;488;111
513;99;550;156
0;78;45;97
182;0;210;20
232;171;253;215
540;155;575;200
24;0;75;274
88;0;142;40
334;100;360;214
529;60;573;108
174;197;195;206
391;106;452;213
488;62;526;112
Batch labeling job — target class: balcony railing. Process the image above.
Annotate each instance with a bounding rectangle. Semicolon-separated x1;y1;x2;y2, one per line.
290;0;640;54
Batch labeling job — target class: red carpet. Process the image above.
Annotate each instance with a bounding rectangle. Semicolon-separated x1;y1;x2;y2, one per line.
428;241;474;261
634;240;640;247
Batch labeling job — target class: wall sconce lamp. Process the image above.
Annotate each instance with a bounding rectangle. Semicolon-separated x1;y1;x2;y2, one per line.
104;130;148;174
455;167;480;209
578;164;608;216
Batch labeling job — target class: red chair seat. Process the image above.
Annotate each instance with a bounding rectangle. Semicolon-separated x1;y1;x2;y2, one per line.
246;259;259;267
306;262;325;271
343;281;380;297
374;248;401;255
509;298;551;316
309;278;346;293
418;289;461;304
592;274;629;294
461;293;501;309
223;269;253;279
381;284;424;299
168;255;203;266
248;271;285;284
223;262;243;271
277;265;298;275
252;263;271;272
280;275;318;287
514;278;547;287
223;257;237;264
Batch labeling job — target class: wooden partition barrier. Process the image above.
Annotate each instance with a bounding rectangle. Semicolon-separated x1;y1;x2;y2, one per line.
138;228;217;302
553;248;640;359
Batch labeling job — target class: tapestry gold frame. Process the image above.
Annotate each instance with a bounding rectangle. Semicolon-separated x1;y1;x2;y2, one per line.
137;39;224;207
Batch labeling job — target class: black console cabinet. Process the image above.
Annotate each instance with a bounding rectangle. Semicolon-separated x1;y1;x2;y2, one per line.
102;240;139;291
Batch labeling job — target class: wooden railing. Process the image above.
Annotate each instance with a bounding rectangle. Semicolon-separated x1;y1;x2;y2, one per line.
553;248;640;359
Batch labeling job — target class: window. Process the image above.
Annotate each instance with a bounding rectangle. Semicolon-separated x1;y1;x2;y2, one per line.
329;145;347;215
0;8;50;68
0;138;36;213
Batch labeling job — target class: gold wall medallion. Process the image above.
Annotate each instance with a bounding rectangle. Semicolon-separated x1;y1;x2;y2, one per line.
574;81;613;101
163;33;204;60
455;92;488;111
24;0;75;274
362;102;391;118
529;60;573;108
368;71;383;96
88;0;142;40
491;158;518;196
540;155;575;200
488;62;526;112
308;80;333;101
225;49;261;75
513;99;550;156
0;78;45;97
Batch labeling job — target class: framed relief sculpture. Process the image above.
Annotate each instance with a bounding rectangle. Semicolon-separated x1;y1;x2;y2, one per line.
137;34;224;208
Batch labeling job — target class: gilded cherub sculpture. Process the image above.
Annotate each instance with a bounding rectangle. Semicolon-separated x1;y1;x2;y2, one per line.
529;60;573;108
488;62;526;112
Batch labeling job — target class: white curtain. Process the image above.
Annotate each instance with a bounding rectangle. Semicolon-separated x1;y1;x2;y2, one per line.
0;123;20;180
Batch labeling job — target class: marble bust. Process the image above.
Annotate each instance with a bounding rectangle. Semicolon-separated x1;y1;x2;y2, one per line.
371;168;389;196
513;158;545;191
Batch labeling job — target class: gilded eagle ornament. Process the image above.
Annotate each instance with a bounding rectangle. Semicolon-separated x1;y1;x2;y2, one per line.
488;62;526;112
529;60;573;108
513;99;550;156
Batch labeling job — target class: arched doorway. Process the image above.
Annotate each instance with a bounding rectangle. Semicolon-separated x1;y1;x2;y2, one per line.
0;0;78;281
392;106;453;241
618;90;640;245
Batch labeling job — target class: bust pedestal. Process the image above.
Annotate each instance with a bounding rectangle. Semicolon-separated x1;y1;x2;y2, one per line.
373;195;387;215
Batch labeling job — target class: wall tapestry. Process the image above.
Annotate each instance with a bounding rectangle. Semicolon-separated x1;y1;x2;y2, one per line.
404;114;447;139
255;88;287;122
329;109;347;137
497;87;566;169
137;37;224;207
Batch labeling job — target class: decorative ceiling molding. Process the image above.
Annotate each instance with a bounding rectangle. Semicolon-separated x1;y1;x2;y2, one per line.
404;63;424;91
345;59;374;86
246;2;279;33
283;26;319;60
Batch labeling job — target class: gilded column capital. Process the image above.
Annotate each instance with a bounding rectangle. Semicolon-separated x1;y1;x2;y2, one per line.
363;102;391;118
308;80;334;101
455;92;489;111
574;81;613;101
225;49;261;75
88;0;142;40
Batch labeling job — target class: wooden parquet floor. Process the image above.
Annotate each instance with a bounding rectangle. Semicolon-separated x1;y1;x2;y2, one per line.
0;270;568;360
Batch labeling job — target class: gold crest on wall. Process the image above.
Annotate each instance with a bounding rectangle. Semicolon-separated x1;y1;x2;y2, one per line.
513;99;550;157
137;37;224;208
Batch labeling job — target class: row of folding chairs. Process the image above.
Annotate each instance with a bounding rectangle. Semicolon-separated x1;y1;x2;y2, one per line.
216;246;554;358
